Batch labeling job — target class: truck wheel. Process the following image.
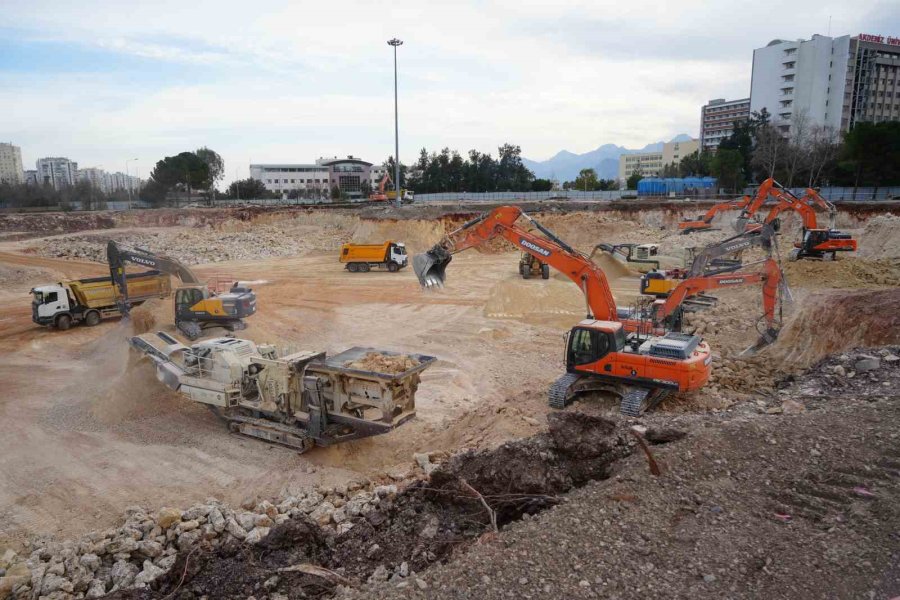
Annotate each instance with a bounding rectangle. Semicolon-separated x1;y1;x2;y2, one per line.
85;311;101;327
522;267;532;279
388;262;399;272
348;263;359;273
56;314;72;331
541;264;550;279
359;263;370;273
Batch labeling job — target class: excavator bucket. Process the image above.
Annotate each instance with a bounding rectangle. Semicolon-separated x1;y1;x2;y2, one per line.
739;327;779;357
413;245;452;288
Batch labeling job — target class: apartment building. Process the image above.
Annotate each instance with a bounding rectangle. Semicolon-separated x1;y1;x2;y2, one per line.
0;143;24;185
700;98;751;150
35;157;79;189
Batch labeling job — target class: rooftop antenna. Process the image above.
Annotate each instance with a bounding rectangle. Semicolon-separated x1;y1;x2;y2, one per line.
828;15;832;37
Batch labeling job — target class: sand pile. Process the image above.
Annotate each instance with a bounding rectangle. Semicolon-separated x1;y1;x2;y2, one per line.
783;257;900;288
484;279;585;321
857;214;900;259
591;252;638;278
344;352;419;374
129;297;168;334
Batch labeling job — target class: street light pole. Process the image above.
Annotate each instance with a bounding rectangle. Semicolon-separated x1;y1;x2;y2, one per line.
387;38;403;205
125;158;138;208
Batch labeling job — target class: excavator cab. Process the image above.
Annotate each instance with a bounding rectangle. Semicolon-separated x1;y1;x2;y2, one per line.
565;322;625;371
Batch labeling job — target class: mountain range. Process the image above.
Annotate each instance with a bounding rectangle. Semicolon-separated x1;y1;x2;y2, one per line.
522;134;694;182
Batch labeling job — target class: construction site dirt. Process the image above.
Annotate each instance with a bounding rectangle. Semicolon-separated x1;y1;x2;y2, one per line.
0;204;898;599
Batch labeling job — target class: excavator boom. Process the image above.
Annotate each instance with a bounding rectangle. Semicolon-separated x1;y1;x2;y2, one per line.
414;206;619;321
678;195;752;234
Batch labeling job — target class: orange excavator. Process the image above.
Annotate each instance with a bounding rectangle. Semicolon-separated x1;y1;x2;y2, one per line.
735;179;857;260
368;172;391;202
678;194;753;234
642;223;787;355
413;206;712;416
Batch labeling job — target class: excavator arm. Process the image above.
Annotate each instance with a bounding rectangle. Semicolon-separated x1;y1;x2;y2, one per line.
685;223;776;277
414;206;620;321
107;240;202;315
678;195;752;234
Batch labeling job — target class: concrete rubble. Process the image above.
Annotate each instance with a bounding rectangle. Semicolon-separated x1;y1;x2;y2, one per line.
0;482;402;600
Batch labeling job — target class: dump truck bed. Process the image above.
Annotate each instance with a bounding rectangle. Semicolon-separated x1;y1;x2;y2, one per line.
310;346;437;381
70;271;171;309
339;242;392;263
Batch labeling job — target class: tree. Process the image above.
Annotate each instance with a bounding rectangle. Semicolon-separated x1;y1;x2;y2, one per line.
626;169;642;191
226;178;268;199
531;178;553;191
360;180;372;198
678;150;712;177
783;111;811;187
751;125;787;180
195;147;224;197
711;148;745;192
840;122;900;193
331;185;343;200
806;125;840;187
573;168;600;191
148;152;211;202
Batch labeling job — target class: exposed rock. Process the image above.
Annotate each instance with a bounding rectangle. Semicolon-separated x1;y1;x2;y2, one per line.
110;560;139;590
245;527;270;545
225;518;247;540
310;502;335;526
86;578;107;598
133;560;166;588
156;507;182;529
855;357;881;373
208;507;226;533
177;529;201;551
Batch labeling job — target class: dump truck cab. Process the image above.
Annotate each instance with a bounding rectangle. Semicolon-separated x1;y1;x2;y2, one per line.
31;284;72;326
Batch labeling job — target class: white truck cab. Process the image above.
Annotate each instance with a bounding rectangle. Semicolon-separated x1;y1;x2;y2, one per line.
31;284;72;326
390;242;408;267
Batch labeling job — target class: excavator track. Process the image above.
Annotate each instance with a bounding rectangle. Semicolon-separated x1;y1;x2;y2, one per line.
212;408;315;453
620;388;671;417
548;373;582;409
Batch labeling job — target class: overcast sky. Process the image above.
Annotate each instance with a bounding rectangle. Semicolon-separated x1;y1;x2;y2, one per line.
2;0;898;185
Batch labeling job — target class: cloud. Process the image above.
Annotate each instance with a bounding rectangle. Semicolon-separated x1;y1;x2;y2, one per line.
2;0;894;181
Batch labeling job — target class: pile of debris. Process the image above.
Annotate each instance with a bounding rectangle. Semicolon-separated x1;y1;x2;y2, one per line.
3;483;397;599
2;413;640;600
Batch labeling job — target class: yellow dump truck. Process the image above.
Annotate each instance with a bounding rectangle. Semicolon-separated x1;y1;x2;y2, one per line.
339;241;408;273
31;271;171;330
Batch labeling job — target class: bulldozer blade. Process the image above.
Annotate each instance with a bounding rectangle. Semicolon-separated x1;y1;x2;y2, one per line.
413;245;452;289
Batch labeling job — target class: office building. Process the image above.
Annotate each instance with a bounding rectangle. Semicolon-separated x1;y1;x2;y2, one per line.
0;143;24;185
750;33;900;135
618;138;700;180
36;157;78;189
251;155;384;199
700;98;751;150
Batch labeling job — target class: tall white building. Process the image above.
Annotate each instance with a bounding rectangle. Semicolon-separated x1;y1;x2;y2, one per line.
0;143;24;185
751;33;900;135
700;98;751;150
36;157;78;189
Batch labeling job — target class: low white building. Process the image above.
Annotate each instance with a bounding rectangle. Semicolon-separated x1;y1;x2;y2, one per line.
251;155;385;200
617;138;700;180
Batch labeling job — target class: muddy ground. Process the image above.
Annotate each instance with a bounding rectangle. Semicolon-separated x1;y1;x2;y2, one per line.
0;204;899;598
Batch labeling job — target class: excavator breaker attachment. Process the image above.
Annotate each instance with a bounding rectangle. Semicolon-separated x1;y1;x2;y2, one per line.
413;244;452;288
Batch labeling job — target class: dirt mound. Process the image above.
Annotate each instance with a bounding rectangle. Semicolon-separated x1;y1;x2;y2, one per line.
484;278;585;321
857;214;900;259
783;257;900;288
350;218;448;253
0;263;55;287
344;352;419;374
591;251;637;278
766;288;900;368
